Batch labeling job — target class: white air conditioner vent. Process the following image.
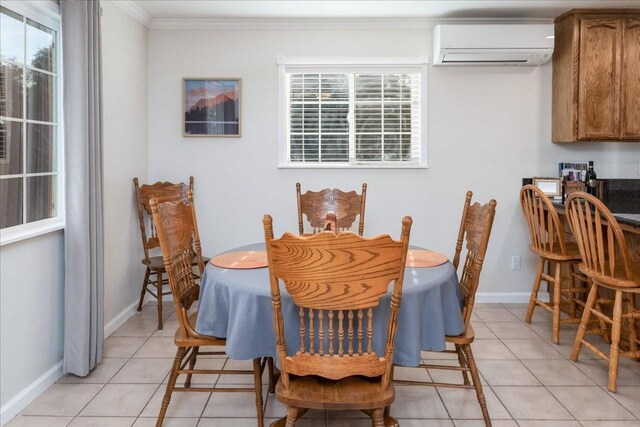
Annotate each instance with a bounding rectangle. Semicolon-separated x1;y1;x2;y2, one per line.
433;24;554;66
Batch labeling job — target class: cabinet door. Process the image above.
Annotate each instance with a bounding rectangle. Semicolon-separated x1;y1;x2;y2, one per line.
578;18;622;139
621;19;640;139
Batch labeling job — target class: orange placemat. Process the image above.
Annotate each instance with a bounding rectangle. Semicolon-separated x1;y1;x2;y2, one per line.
210;250;268;269
406;249;448;268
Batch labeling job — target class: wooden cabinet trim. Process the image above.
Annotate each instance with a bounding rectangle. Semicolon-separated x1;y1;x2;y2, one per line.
621;18;640;139
552;9;640;143
577;18;622;139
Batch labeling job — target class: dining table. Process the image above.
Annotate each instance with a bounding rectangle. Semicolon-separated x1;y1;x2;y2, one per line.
195;242;465;368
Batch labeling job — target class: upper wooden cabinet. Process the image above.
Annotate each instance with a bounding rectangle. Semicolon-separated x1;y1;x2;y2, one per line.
552;9;640;142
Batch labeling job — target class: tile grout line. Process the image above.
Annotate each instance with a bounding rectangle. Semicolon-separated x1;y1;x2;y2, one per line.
67;304;160;426
502;303;640;423
13;303;639;426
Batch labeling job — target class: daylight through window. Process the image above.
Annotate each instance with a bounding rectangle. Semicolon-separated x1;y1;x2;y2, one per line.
0;5;60;231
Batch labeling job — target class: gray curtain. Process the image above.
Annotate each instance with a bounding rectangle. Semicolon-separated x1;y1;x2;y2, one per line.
61;0;104;377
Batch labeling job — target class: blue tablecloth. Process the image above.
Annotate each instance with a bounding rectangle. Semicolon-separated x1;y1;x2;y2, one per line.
195;243;465;367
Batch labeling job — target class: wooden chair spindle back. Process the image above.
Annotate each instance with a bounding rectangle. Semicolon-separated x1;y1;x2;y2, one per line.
296;182;367;235
566;192;635;287
520;184;568;256
150;191;204;337
264;215;411;391
453;192;497;328
134;177;193;262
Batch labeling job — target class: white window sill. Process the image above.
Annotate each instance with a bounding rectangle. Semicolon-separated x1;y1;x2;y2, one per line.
278;162;429;169
0;219;65;246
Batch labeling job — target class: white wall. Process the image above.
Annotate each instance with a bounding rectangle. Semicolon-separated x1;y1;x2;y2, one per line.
0;232;65;418
148;27;640;300
102;1;149;328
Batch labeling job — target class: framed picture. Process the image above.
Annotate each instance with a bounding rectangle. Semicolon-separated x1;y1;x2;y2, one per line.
183;78;241;137
533;177;562;197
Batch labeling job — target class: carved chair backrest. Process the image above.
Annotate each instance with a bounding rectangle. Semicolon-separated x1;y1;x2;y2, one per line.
263;215;412;392
452;191;497;329
134;177;193;262
296;183;367;235
566;192;636;288
520;184;569;256
150;191;205;338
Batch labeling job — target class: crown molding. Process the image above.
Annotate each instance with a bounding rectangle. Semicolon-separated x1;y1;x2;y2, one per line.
150;17;553;31
110;0;151;28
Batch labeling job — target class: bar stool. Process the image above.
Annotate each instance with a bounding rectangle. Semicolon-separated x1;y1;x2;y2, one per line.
520;185;588;344
566;192;640;392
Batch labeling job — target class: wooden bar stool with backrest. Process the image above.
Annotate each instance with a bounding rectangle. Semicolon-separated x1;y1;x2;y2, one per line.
520;184;590;344
296;182;367;235
150;192;271;426
134;177;207;330
395;191;496;427
263;214;412;426
566;192;640;392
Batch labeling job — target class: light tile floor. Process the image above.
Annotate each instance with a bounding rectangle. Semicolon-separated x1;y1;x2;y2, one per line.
8;302;640;426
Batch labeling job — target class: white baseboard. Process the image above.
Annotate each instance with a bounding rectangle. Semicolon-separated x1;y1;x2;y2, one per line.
0;360;64;426
104;300;139;338
476;292;549;304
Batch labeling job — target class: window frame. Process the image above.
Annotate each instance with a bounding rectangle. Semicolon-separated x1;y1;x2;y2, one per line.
0;0;64;246
278;56;428;169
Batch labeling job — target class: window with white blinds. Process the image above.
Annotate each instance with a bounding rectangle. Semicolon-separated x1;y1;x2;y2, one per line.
280;60;426;168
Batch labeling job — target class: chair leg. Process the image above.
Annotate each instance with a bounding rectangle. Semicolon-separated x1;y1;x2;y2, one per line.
285;406;299;427
608;290;623;393
552;262;562;344
455;344;470;385
267;357;276;394
594;287;611;343
463;344;491;427
157;347;187;427
157;270;164;330
627;294;639;362
526;258;545;323
371;408;385;427
568;263;577;319
253;358;264;427
137;266;150;311
184;346;199;388
571;283;599;362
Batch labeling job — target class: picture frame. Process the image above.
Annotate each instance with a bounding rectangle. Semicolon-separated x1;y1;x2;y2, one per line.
183;78;241;137
533;177;562;197
558;162;588;182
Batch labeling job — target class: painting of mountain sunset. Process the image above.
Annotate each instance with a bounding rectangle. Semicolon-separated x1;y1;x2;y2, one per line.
183;78;240;136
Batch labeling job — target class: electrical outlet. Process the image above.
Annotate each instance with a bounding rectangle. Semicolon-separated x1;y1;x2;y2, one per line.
511;256;521;270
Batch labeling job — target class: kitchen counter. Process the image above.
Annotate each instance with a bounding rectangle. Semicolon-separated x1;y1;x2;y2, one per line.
615;213;640;223
549;200;639;264
551;201;640;232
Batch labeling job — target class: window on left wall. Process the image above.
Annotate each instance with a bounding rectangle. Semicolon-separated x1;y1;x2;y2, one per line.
0;3;63;245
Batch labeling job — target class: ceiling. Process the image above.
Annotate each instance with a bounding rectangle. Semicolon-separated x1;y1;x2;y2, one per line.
131;0;640;20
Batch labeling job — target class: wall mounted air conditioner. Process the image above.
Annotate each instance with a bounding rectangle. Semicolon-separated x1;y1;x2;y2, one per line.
433;24;554;66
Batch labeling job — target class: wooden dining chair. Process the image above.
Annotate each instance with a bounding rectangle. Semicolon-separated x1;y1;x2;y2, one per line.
134;176;207;330
566;192;640;392
520;184;590;344
395;191;496;427
150;192;272;427
296;182;367;235
263;215;412;426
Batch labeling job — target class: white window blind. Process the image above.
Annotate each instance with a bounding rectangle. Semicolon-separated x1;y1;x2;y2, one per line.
280;60;426;168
